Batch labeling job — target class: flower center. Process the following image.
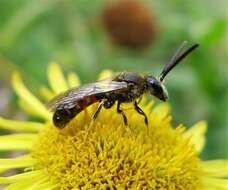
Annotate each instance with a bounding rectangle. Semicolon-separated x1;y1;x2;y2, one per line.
32;103;201;189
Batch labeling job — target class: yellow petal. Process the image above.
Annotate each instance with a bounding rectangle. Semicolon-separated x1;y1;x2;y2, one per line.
31;177;58;190
0;134;36;151
153;102;170;116
67;72;80;88
201;160;228;178
0;155;35;174
18;99;41;117
0;140;32;151
0;134;37;141
183;121;207;154
151;102;170;122
16;177;47;190
0;117;42;132
143;99;155;113
3;179;57;190
202;177;228;190
12;72;51;120
47;62;68;94
39;86;55;101
36;183;58;190
98;70;113;80
0;170;43;184
1;170;56;190
4;182;28;190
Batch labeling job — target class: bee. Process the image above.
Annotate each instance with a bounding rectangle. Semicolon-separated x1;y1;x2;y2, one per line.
47;41;199;128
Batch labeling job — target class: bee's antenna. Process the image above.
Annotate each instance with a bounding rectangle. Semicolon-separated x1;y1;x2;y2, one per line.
167;41;188;66
159;42;199;82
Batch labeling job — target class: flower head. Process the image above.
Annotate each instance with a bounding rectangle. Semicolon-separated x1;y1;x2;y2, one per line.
102;0;157;49
0;63;228;189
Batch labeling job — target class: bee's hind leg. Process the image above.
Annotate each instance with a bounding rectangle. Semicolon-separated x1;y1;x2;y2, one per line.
92;101;104;120
93;100;115;120
117;101;128;125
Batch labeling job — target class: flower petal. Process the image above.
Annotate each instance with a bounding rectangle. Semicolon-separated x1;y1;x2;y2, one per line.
35;182;58;190
143;99;155;113
67;72;80;88
183;121;207;154
98;70;113;80
201;160;228;178
0;170;43;184
202;177;228;190
0;134;36;151
3;180;57;190
150;102;171;126
18;99;42;117
47;62;68;94
39;86;55;101
0;134;37;141
0;140;32;151
28;179;57;190
152;102;170;119
0;117;42;132
1;170;57;190
0;155;35;174
12;72;51;120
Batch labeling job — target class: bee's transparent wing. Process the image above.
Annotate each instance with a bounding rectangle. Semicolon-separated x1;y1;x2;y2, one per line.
46;79;128;111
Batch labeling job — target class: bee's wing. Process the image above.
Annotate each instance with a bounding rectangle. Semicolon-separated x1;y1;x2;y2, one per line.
46;79;128;111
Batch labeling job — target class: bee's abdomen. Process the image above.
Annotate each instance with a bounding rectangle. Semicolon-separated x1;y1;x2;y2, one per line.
53;96;99;128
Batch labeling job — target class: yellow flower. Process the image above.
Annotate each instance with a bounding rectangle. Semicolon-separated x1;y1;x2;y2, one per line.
0;63;228;190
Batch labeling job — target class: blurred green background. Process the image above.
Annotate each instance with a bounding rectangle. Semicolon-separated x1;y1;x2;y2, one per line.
0;0;227;160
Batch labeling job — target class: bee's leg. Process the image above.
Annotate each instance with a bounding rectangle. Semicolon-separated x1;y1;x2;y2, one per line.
137;96;143;104
93;99;115;120
92;101;104;120
134;101;148;126
103;100;115;109
117;101;128;125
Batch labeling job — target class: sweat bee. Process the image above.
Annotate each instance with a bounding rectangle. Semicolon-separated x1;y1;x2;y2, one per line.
47;41;199;128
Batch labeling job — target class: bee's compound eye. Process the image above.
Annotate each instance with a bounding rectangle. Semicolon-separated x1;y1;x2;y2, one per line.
147;77;159;89
146;76;167;101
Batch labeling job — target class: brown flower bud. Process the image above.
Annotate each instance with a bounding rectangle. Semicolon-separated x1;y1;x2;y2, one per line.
102;0;157;49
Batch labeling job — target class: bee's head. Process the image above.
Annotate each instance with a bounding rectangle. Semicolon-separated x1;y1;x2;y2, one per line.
146;76;168;101
146;41;199;102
